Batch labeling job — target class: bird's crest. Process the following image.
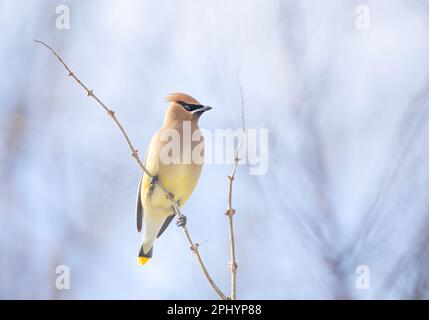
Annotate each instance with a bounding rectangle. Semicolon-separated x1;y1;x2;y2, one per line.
165;92;200;105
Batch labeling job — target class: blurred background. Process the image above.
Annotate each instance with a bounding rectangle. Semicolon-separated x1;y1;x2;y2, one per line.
1;0;429;299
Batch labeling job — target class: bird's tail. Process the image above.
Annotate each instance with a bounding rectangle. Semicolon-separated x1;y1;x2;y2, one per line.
138;244;153;266
138;214;168;266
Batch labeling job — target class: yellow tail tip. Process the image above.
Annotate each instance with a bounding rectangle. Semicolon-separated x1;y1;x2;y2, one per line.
138;257;150;266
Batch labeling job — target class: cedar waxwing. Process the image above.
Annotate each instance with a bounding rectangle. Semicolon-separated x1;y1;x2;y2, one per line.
135;93;212;265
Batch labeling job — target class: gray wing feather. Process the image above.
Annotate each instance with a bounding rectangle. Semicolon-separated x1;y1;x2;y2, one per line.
136;175;143;232
136;152;150;233
157;215;175;238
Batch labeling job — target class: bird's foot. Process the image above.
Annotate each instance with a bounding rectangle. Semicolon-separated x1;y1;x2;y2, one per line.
150;175;159;186
176;214;187;227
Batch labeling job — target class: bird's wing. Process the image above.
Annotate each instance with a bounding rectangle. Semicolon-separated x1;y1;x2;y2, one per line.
136;149;151;233
157;214;175;238
136;175;143;232
137;130;178;236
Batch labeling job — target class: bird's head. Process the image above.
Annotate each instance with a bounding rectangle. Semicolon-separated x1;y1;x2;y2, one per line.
164;93;212;124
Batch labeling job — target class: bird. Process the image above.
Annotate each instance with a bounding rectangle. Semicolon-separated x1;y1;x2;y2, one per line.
136;93;212;265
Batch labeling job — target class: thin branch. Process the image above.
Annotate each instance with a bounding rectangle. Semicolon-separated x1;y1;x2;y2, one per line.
34;40;227;300
225;70;246;300
170;198;227;299
181;224;227;299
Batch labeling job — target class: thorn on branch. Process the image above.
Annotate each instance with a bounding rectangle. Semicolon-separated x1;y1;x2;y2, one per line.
131;149;139;158
191;243;199;251
86;89;93;97
225;209;236;217
166;191;175;200
228;261;238;272
68;72;73;77
107;110;115;117
228;175;234;182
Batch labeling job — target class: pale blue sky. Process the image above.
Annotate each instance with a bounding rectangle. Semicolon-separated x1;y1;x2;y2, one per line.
1;0;429;299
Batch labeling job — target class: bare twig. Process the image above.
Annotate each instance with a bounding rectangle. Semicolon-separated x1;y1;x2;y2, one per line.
34;40;227;300
181;223;227;300
225;71;246;300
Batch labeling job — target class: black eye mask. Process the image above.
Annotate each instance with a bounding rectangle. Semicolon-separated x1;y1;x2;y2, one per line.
177;101;205;112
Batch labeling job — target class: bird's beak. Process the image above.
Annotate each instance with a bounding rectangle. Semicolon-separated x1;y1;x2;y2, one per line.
192;105;212;113
199;105;212;112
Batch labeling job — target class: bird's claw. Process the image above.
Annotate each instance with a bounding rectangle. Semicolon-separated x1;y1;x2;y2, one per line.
150;175;159;186
176;214;187;227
